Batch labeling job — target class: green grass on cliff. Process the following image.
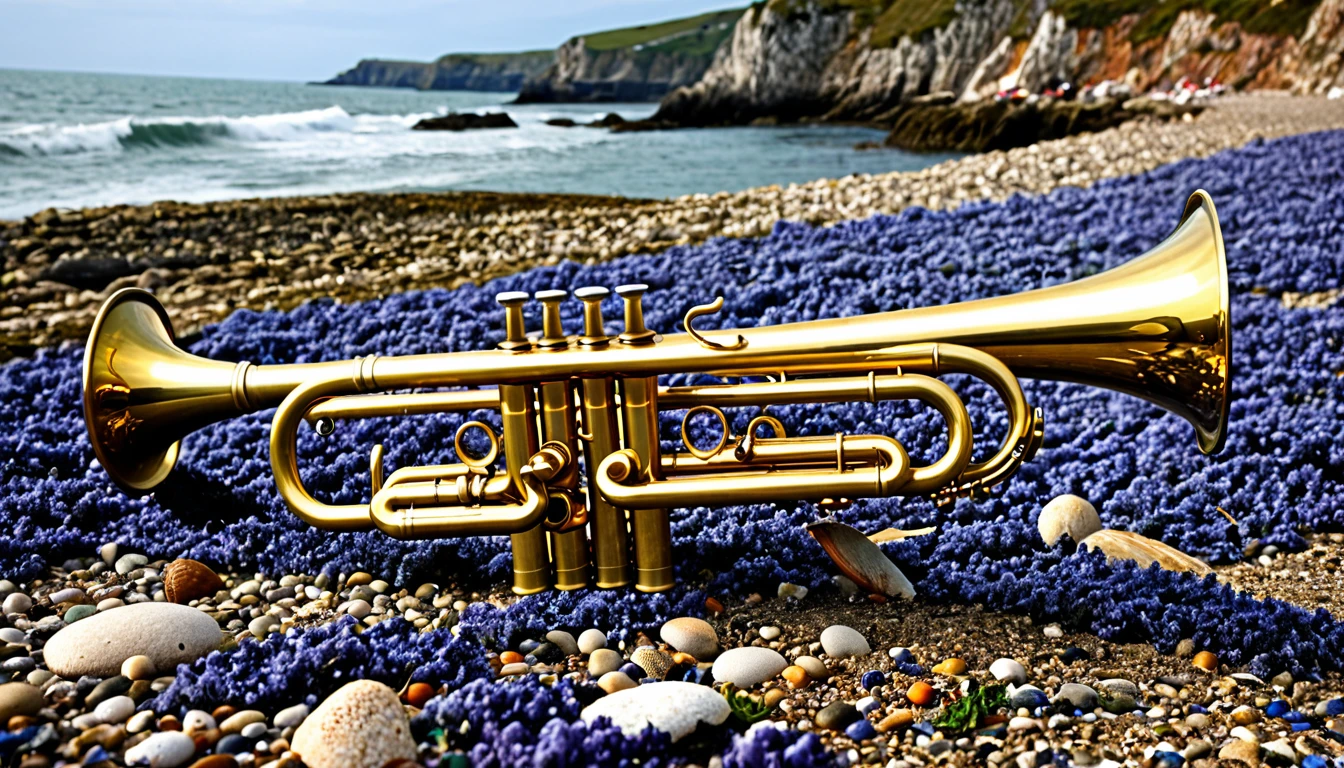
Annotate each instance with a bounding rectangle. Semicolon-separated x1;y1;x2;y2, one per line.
1051;0;1321;40
767;0;1317;46
580;7;748;56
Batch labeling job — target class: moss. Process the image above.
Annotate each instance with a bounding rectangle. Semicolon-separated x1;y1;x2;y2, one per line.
580;7;748;53
870;0;959;44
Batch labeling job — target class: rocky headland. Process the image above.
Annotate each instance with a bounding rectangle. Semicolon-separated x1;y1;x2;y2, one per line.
320;51;552;92
2;94;1342;362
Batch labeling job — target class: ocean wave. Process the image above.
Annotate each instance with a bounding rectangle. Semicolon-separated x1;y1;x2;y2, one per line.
0;106;435;157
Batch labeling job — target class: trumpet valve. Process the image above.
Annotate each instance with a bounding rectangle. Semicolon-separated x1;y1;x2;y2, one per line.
495;291;532;352
535;290;570;350
615;284;657;345
575;286;611;346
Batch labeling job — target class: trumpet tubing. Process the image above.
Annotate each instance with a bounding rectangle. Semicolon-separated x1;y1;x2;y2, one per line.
82;191;1233;594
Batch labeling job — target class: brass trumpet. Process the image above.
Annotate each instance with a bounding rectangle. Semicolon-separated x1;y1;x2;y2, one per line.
82;191;1231;594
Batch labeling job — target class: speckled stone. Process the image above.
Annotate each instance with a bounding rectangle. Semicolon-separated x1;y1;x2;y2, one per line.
43;602;222;678
292;680;416;768
580;681;730;742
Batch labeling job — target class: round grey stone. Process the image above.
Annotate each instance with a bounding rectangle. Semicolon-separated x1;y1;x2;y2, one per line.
989;658;1026;686
1053;683;1098;710
820;625;870;658
711;647;788;687
275;703;310;729
114;554;148;576
43;602;222;678
816;700;860;730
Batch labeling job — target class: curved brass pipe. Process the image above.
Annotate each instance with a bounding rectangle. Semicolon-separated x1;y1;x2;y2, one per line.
596;436;912;509
660;370;971;496
371;462;549;539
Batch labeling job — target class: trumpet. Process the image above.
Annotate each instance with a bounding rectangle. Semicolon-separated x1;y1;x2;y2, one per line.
82;191;1232;594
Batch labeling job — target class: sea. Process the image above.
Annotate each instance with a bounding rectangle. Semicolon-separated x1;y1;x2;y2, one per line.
0;69;960;220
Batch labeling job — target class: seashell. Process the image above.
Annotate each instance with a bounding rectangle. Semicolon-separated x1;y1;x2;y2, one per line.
867;526;935;543
1038;495;1102;546
162;559;226;604
807;521;915;599
1079;530;1212;575
630;646;674;680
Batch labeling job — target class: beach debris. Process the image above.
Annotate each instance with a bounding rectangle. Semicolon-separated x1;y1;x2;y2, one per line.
1080;529;1213;575
807;521;916;598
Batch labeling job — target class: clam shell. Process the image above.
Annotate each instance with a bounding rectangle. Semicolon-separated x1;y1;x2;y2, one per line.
162;559;226;604
1080;530;1212;575
807;521;916;599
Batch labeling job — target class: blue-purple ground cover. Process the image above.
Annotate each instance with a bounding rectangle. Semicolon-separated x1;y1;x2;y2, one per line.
3;130;1344;764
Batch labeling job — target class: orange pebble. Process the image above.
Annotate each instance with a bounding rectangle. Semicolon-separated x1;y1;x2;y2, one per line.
1192;650;1218;672
931;658;967;676
500;651;525;665
672;652;698;666
158;715;182;731
406;682;435;708
781;665;811;689
906;681;936;707
705;597;724;614
867;594;888;604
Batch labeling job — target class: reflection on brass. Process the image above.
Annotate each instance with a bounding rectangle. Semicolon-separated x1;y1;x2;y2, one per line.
81;190;1233;593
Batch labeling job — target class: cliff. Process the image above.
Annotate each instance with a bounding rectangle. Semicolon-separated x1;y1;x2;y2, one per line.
321;51;553;92
514;8;748;103
655;0;1344;126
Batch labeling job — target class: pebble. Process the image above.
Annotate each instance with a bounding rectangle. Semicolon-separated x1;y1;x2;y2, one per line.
1218;739;1260;765
545;630;579;656
127;709;156;733
777;583;808;600
580;681;730;742
122;654;155;681
759;626;781;641
0;682;42;721
845;718;877;741
860;670;885;690
713;647;787;687
1038;494;1102;545
1097;679;1138;713
292;680;416;768
906;681;936;707
3;593;32;615
183;710;217;732
660;617;719;660
1043;624;1063;639
598;671;638;694
577;629;608;655
65;604;96;623
100;543;118;565
274;703;309;729
124;731;198;767
1009;716;1041;732
1009;684;1049;711
43;601;222;677
94;694;135;723
1231;705;1262;725
499;663;529;676
989;657;1027;686
589;648;622;677
795;656;829;680
1192;650;1218;672
931;658;967;676
819;625;870;658
1054;683;1098;710
782;666;811;689
115;553;148;575
249;615;279;638
877;709;914;733
220;709;265;733
816;700;861;731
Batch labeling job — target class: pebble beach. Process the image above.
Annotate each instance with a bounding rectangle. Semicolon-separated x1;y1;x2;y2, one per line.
2;92;1344;767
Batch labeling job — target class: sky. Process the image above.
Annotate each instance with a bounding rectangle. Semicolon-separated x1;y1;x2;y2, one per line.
1;0;743;82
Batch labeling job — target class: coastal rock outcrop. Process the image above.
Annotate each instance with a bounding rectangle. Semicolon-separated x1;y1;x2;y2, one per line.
412;113;518;131
515;8;744;103
322;52;552;92
654;0;1343;127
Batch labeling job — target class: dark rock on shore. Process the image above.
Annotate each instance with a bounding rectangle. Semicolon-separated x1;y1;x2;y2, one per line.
546;118;578;128
882;98;1202;153
321;52;553;92
412;113;518;131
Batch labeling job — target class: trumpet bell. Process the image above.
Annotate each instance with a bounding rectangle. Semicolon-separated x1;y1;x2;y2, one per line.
82;289;244;491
